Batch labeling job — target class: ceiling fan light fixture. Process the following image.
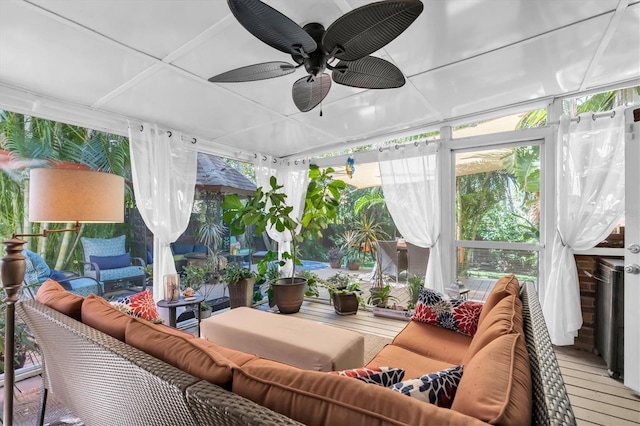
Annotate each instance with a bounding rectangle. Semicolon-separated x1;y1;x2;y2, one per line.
210;0;423;112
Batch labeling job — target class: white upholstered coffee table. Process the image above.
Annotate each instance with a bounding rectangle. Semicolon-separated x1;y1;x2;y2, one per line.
200;307;364;371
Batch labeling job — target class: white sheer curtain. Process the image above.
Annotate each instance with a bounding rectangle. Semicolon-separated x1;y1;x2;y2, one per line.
543;107;626;345
378;143;444;293
254;154;309;277
129;123;197;301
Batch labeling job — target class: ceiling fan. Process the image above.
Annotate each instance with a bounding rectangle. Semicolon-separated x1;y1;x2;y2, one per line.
209;0;424;113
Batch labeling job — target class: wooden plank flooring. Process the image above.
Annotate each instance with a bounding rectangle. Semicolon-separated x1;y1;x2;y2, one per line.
268;299;640;426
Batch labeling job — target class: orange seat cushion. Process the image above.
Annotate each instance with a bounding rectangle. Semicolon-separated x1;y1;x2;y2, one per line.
233;358;485;426
366;344;456;381
81;294;133;341
477;274;520;327
125;319;256;388
451;333;532;425
462;294;523;365
391;320;471;364
35;278;84;321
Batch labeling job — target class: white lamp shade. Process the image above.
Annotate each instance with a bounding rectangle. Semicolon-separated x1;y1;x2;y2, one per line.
29;168;124;223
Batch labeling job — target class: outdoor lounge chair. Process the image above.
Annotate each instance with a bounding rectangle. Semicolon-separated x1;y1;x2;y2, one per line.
406;242;430;278
22;249;101;297
80;235;146;298
376;240;408;282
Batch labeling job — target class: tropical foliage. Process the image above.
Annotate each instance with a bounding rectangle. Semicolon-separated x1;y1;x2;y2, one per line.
0;111;132;271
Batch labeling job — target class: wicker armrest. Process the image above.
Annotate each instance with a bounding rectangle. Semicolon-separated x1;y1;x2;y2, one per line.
521;282;576;426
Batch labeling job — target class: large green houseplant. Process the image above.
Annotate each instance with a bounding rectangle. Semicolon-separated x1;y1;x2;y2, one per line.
222;165;344;314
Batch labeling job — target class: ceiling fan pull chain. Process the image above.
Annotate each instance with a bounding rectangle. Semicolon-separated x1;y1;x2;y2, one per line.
320;102;323;117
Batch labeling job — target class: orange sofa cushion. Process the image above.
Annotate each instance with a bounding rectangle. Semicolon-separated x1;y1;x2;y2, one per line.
477;274;520;327
125;319;257;388
452;333;532;425
462;294;523;365
81;294;132;341
366;344;456;381
391;320;471;364
233;358;485;426
36;278;84;321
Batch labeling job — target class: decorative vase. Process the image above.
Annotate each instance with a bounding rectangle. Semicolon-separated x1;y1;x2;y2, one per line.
200;307;213;319
272;277;307;314
228;277;255;308
163;274;180;302
332;292;359;315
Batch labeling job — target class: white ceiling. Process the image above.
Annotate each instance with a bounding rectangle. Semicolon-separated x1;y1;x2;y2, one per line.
1;0;639;161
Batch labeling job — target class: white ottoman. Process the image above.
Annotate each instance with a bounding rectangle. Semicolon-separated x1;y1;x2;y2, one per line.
201;307;364;371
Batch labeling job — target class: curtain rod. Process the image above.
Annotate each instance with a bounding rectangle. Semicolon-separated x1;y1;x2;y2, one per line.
548;110;616;125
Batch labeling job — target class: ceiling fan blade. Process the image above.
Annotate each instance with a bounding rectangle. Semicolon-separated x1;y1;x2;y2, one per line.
208;61;297;83
292;73;331;112
332;56;405;89
323;0;423;61
228;0;317;55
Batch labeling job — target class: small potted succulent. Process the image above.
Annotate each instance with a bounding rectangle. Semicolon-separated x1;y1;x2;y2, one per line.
223;263;257;308
324;272;365;315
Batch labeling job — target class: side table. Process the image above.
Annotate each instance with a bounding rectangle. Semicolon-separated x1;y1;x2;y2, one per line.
157;295;205;337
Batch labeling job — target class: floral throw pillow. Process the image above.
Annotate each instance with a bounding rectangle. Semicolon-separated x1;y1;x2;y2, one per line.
329;366;405;387
111;289;163;324
411;288;482;336
390;365;463;408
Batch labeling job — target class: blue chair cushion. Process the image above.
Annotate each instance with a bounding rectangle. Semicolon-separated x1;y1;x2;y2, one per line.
90;253;131;270
171;244;194;255
193;245;207;253
98;266;144;282
23;249;51;285
67;277;101;297
81;235;126;273
49;269;72;290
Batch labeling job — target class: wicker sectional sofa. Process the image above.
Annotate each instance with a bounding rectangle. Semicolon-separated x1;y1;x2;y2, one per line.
17;275;575;425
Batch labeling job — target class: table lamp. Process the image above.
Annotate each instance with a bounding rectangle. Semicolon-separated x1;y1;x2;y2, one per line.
1;168;124;424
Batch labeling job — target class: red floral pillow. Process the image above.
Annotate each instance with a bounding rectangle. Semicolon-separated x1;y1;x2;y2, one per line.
329;366;405;387
111;289;162;323
411;288;482;336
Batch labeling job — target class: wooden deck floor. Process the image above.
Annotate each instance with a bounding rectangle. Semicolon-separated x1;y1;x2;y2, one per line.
267;299;640;426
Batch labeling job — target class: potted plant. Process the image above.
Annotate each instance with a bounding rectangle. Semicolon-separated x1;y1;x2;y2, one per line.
344;246;362;271
223;263;256;308
182;264;216;318
222;165;344;314
367;284;400;308
327;246;342;269
406;273;424;310
324;272;365;315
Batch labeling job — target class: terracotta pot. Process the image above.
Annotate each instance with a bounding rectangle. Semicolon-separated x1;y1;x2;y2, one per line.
347;260;361;271
332;292;359;315
329;259;341;269
228;277;255;308
272;277;307;314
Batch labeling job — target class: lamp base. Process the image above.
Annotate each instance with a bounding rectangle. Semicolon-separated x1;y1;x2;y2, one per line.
2;237;27;426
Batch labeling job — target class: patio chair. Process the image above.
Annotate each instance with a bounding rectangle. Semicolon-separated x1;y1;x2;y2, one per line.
80;235;146;298
406;242;430;279
22;249;101;297
375;240;408;282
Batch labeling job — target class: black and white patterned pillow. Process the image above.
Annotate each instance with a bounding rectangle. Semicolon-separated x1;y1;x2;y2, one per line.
389;365;463;408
